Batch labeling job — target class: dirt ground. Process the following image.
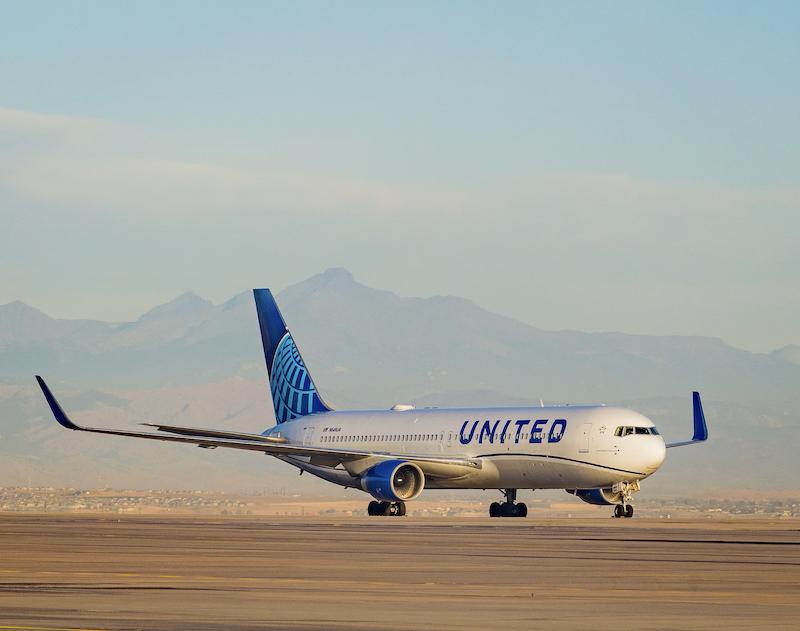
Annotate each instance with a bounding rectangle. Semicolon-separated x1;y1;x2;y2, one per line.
0;514;798;630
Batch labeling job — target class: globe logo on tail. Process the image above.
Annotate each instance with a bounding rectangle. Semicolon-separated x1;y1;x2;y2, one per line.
270;333;320;423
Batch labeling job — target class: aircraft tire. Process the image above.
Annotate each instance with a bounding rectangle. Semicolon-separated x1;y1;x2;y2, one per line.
500;502;516;517
398;502;407;516
489;502;501;517
614;504;624;518
516;502;528;518
368;501;380;516
625;505;634;518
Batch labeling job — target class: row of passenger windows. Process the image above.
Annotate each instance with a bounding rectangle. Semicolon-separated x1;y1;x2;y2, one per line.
321;432;545;443
322;433;444;443
615;426;660;437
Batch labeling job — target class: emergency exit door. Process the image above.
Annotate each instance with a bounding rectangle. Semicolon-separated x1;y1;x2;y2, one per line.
579;422;592;453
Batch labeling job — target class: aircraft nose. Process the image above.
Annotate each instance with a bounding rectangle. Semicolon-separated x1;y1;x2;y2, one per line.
641;437;666;475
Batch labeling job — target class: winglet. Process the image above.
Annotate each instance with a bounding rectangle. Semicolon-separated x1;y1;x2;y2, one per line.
35;376;81;430
666;391;709;448
692;391;708;442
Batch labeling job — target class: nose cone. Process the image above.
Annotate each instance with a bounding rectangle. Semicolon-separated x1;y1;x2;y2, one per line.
640;437;666;476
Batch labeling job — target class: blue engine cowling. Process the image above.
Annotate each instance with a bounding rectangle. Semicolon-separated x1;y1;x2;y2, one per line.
360;459;425;502
567;488;621;506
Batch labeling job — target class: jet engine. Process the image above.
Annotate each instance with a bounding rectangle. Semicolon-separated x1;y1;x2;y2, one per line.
566;488;621;506
360;459;425;502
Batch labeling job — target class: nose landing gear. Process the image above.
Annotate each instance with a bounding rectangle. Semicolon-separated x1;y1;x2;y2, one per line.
367;500;406;516
489;489;528;517
611;481;638;518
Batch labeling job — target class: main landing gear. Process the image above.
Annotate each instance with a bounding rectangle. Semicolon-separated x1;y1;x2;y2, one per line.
367;500;406;516
613;504;634;518
489;489;528;518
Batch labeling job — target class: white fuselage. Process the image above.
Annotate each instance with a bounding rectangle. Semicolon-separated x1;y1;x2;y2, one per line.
265;404;667;492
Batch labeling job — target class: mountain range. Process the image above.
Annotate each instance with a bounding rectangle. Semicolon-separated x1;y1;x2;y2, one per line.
1;268;798;494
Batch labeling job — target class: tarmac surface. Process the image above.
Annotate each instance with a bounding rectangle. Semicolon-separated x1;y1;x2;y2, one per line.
0;514;798;630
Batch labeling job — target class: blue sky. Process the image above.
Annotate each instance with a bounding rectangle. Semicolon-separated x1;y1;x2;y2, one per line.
1;1;798;352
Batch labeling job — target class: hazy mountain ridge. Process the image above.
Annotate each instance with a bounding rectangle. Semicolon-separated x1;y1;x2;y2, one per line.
1;268;798;493
772;344;800;366
3;268;796;404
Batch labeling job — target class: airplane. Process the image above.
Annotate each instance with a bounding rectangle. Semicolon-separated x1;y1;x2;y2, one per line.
36;288;708;518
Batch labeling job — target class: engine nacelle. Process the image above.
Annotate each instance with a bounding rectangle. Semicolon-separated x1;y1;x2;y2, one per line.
360;459;425;502
567;488;621;506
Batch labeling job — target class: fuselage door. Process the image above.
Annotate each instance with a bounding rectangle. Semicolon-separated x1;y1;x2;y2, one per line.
579;422;592;453
302;426;315;446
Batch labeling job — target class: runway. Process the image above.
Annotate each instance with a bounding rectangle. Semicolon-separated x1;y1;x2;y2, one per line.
0;515;798;630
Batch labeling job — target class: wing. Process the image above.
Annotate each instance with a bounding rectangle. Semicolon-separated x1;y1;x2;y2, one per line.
35;376;480;474
138;422;288;443
666;391;709;448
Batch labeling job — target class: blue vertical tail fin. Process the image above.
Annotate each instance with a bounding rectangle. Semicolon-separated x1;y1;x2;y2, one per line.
253;289;332;424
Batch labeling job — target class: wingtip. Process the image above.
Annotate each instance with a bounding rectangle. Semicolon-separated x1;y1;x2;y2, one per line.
692;391;708;442
34;375;81;431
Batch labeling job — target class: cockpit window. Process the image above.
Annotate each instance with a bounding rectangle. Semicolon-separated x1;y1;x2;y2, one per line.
615;425;658;436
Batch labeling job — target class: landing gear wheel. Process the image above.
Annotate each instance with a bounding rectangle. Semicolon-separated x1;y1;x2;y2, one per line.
499;503;513;517
490;489;529;517
625;504;634;519
371;501;405;516
614;504;625;518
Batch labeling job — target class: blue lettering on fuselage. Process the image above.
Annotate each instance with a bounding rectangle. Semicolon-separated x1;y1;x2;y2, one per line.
529;419;547;443
548;419;566;443
459;418;567;445
459;420;478;444
478;420;500;444
499;420;512;443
